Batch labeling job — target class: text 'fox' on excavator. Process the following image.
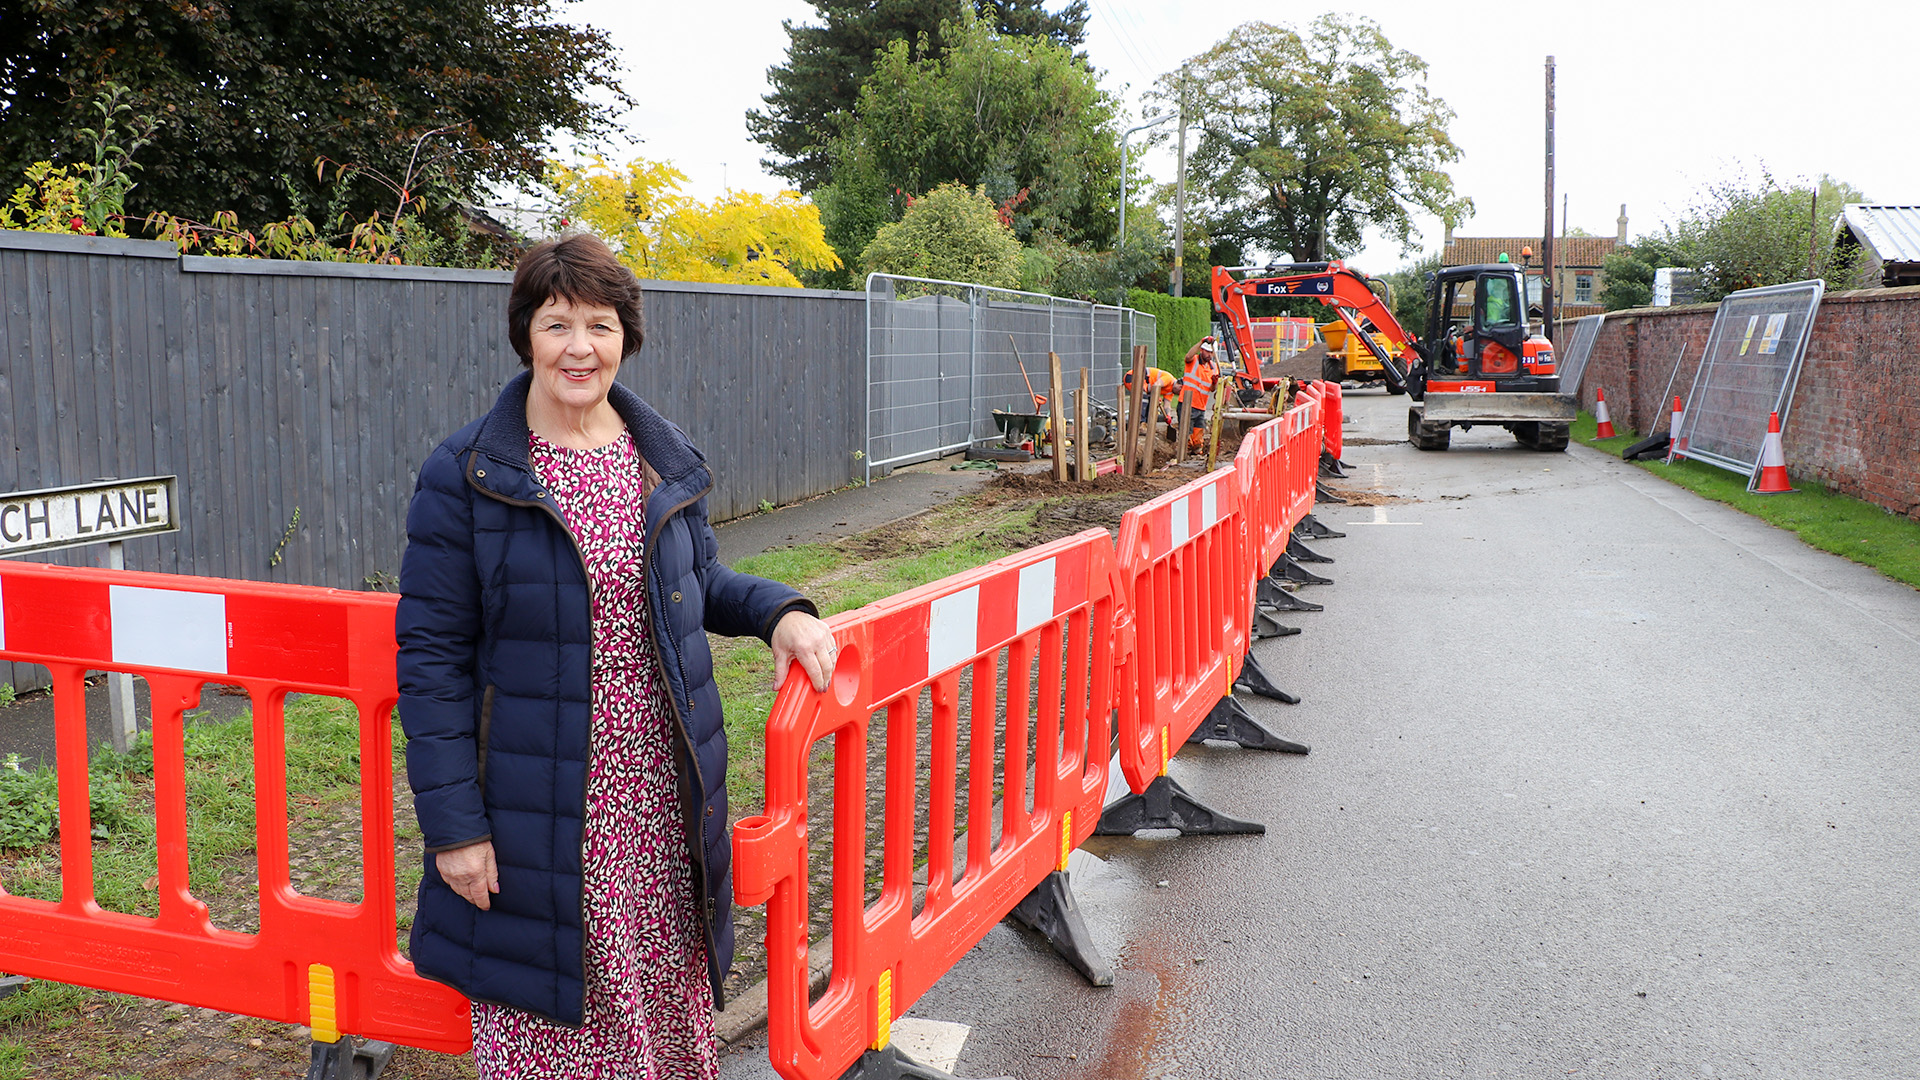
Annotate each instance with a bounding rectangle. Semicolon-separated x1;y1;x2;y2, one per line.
1208;259;1576;451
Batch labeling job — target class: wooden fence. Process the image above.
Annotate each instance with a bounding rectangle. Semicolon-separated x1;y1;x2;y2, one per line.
0;228;865;690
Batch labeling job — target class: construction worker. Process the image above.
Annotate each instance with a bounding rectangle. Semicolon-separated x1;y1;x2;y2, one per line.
1182;337;1218;415
1122;365;1179;427
1181;337;1220;450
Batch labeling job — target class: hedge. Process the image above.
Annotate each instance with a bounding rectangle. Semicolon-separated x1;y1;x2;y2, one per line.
1127;289;1213;374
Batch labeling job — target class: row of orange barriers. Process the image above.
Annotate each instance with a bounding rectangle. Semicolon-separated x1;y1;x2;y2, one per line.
739;383;1347;1080
0;382;1349;1080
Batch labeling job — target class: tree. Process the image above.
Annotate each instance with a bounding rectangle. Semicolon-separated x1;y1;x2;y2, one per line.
0;0;627;230
860;182;1022;288
1663;170;1866;301
812;10;1120;286
546;157;840;287
748;0;1089;192
1381;252;1441;333
1150;16;1471;264
1601;235;1684;311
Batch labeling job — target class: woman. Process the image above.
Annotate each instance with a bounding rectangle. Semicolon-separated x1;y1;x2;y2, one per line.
396;233;836;1077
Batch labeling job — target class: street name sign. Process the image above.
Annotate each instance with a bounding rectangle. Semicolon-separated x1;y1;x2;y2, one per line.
0;475;180;558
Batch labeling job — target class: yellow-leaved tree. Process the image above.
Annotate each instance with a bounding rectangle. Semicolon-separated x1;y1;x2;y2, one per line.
546;156;839;286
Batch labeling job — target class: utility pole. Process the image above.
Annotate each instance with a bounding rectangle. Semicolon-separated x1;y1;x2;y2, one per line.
1172;88;1188;298
1542;56;1557;342
1808;189;1819;278
1119;113;1176;307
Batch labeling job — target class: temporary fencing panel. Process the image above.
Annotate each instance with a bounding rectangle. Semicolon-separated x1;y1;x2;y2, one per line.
733;529;1125;1080
1674;280;1824;487
0;560;471;1053
1555;313;1606;395
1111;470;1249;795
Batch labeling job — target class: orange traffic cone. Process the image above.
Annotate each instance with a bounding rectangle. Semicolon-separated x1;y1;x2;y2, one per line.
1593;387;1616;439
1669;396;1687;457
1754;411;1792;494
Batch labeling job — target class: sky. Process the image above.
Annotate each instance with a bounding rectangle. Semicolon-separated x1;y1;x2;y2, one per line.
560;0;1920;272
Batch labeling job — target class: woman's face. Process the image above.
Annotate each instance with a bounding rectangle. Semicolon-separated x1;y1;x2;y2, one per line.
527;295;624;415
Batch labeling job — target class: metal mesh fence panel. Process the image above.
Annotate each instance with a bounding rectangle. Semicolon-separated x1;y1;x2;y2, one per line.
1555;313;1606;395
865;275;1150;477
1674;280;1824;484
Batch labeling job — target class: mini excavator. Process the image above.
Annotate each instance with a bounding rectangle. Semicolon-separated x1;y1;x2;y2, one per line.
1209;260;1577;451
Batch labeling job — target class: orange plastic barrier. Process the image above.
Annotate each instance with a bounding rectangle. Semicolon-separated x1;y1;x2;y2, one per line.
1233;416;1291;586
1285;394;1321;535
1109;469;1249;795
732;529;1125;1080
0;560;471;1054
1318;379;1345;464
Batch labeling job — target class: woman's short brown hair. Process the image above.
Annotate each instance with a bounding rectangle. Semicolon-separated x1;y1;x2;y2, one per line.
507;233;645;365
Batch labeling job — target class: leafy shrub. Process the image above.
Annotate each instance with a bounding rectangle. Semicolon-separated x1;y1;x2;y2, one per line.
1127;289;1213;374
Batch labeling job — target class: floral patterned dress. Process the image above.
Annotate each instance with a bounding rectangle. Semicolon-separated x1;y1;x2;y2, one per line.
470;428;718;1080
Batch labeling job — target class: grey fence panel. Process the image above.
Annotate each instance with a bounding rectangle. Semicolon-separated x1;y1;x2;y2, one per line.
1675;280;1824;484
0;230;867;692
1555;314;1606;395
865;274;1149;476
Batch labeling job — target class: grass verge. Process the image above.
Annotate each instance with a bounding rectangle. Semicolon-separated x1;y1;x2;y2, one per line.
1572;411;1920;589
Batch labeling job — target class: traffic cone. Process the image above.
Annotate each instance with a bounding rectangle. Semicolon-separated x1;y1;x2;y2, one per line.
1754;411;1792;494
1669;396;1687;456
1593;387;1616;439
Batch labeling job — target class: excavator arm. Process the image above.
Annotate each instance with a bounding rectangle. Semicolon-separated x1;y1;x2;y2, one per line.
1210;263;1420;394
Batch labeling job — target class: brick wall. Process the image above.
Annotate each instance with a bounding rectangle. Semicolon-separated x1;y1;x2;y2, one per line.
1565;285;1920;520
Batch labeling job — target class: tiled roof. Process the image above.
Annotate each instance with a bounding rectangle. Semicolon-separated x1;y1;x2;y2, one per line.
1840;205;1920;264
1445;236;1618;269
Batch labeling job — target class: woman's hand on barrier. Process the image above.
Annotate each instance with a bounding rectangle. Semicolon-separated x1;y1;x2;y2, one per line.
437;841;500;911
770;611;836;693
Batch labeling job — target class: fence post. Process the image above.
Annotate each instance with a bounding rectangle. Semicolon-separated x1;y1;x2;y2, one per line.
1076;369;1092;480
1048;352;1067;482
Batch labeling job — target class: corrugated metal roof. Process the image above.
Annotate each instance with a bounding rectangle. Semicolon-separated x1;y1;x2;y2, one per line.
1841;204;1920;264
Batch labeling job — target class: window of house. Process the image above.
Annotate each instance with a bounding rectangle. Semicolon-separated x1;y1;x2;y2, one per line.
1527;274;1543;304
1575;273;1593;303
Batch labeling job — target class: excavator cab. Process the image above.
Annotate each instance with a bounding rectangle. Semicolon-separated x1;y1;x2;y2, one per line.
1419;265;1556;393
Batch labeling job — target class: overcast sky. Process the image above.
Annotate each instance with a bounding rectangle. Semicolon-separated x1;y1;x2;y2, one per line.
564;0;1917;272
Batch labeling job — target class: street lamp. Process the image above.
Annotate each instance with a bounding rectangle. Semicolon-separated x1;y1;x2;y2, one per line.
1118;112;1177;301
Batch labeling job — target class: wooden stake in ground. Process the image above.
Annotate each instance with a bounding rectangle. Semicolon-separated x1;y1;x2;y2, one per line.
1047;351;1066;482
1143;373;1160;474
1205;375;1229;471
1175;396;1192;465
1127;345;1149;475
1076;368;1092;481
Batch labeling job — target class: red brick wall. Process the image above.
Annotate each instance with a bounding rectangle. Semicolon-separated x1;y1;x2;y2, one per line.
1565;285;1920;520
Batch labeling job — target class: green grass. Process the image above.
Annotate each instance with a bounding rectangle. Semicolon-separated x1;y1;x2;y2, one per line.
1574;410;1920;589
713;500;1037;810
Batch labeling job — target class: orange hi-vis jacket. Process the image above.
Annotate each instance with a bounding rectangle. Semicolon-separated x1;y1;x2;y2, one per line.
1182;353;1217;411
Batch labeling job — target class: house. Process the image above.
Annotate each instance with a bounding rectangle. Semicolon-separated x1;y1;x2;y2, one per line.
1442;205;1627;320
1834;204;1920;287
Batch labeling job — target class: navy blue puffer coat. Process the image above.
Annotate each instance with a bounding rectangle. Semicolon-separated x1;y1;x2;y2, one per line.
396;371;813;1024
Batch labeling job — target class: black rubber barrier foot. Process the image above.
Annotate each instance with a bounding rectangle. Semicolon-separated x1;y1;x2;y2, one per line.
1623;432;1671;460
1094;774;1265;836
305;1035;396;1080
1315;481;1348;504
1187;695;1310;754
1320;450;1347;478
1235;651;1301;705
1259;575;1325;612
1279;555;1334;586
1252;607;1300;639
1287;537;1334;564
840;1044;1014;1080
1296;513;1346;540
1009;869;1114;987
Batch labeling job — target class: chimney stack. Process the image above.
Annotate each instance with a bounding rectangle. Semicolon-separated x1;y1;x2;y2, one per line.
1617;204;1629;243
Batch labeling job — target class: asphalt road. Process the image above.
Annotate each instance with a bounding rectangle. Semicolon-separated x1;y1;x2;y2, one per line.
722;388;1920;1080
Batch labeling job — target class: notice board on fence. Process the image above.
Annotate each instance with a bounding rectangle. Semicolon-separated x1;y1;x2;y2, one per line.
1673;280;1823;479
